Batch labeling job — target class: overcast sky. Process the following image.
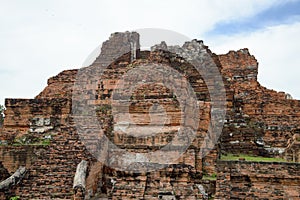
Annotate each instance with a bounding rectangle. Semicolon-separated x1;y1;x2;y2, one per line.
1;0;300;105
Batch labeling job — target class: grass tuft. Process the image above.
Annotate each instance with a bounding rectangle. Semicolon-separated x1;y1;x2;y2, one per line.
221;154;286;162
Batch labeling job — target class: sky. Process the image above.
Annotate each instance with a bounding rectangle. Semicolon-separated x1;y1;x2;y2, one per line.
0;0;300;105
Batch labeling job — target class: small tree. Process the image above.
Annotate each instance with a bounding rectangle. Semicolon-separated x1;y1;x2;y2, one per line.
0;104;5;127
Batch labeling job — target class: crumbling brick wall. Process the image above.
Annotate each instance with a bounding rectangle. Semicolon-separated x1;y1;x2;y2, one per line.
0;98;95;199
219;49;300;156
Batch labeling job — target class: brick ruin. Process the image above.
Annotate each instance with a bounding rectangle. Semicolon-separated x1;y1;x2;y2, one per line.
0;31;299;199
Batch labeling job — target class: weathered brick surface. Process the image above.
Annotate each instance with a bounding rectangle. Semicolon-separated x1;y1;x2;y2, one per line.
1;98;72;143
0;98;95;199
15;129;91;199
0;146;39;174
215;161;300;199
36;69;78;99
0;161;9;181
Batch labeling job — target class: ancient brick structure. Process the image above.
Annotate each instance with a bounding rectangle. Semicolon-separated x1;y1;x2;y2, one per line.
0;31;299;199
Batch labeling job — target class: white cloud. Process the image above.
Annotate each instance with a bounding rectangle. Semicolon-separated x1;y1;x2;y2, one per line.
0;0;296;105
206;22;300;99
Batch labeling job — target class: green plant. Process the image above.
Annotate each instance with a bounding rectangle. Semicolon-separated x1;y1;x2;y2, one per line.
13;133;39;145
172;94;177;101
202;173;217;181
10;196;20;200
40;138;51;146
208;196;214;200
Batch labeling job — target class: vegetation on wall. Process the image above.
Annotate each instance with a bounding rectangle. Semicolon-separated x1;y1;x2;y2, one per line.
9;196;20;200
11;133;52;146
221;153;287;162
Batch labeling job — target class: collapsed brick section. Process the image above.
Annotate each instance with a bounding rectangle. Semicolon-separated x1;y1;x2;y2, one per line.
0;31;299;199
